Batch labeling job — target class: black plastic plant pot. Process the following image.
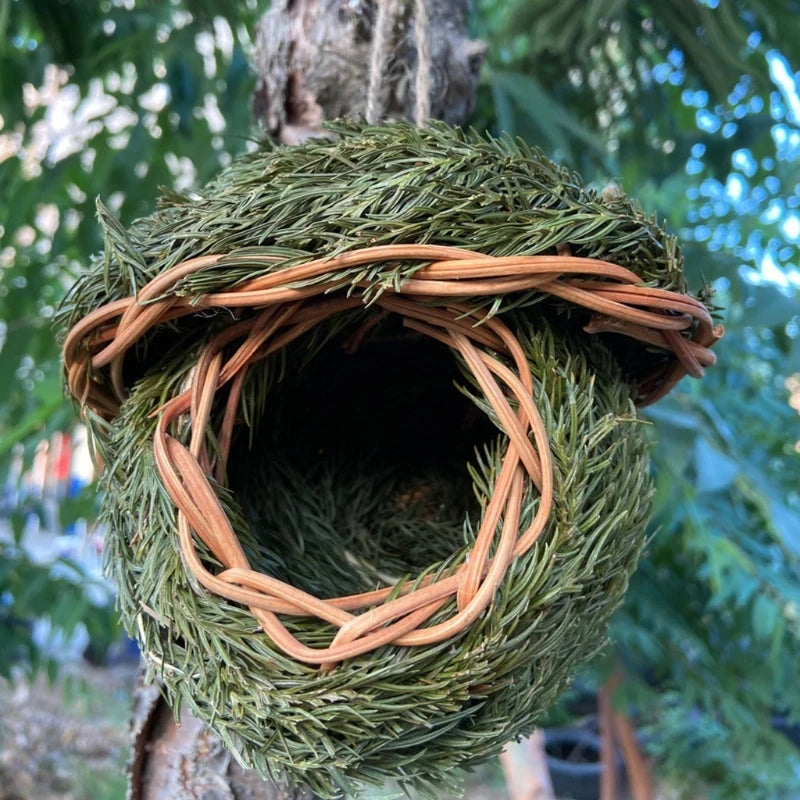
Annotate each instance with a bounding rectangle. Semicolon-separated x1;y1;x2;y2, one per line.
544;727;625;800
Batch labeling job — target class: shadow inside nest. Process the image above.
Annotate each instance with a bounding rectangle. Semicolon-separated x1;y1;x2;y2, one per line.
228;317;497;598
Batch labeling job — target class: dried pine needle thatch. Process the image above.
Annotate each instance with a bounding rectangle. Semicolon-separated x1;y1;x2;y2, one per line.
60;120;721;798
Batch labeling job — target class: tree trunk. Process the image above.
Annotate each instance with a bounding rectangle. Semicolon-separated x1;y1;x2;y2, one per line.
128;3;482;798
252;0;485;142
128;670;314;800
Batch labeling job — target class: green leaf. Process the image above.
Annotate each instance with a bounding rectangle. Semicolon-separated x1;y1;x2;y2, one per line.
694;437;739;494
766;495;800;558
488;69;605;157
751;593;780;641
742;284;799;329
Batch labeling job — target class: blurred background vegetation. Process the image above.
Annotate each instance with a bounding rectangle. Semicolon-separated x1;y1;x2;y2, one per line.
1;1;799;798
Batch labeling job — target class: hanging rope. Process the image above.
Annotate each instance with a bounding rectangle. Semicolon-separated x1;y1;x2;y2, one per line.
365;0;395;123
413;0;432;125
366;0;432;125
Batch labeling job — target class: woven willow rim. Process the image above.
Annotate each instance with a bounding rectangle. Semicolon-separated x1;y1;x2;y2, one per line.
63;243;722;666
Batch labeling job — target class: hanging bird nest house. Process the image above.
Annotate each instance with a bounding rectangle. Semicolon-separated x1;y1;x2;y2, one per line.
61;121;720;798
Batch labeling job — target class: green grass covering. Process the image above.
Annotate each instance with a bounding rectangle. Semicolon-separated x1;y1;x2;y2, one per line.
58;120;701;797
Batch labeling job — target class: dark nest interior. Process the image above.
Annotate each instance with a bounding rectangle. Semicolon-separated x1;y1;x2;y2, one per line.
228;314;498;599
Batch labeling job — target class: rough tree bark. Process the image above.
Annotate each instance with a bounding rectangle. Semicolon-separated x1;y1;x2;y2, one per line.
251;0;485;142
128;671;314;800
128;2;483;798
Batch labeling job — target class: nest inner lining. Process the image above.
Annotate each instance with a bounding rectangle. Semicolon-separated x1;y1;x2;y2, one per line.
229;317;497;598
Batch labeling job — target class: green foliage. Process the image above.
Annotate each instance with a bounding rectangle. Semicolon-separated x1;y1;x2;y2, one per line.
495;0;784;100
602;320;800;798
0;0;262;463
0;531;119;679
474;0;800;173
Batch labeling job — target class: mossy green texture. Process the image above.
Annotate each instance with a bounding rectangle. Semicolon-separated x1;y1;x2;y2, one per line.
60;121;688;797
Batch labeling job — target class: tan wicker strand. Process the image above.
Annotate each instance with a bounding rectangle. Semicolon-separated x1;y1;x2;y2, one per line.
64;244;722;665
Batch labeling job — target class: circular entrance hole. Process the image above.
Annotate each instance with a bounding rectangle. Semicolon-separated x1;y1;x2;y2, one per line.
229;316;497;598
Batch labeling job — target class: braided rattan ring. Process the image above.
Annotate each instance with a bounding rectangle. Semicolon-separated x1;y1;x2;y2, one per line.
64;243;722;666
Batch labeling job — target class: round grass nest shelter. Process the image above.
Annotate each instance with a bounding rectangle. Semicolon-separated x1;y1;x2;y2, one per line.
61;121;721;797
